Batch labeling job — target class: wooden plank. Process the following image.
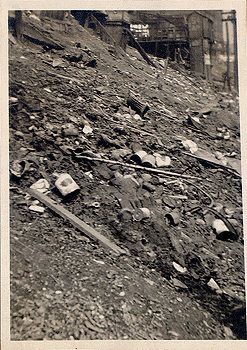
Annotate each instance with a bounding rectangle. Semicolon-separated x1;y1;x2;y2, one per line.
23;22;64;50
75;155;202;180
183;150;241;177
124;28;158;68
90;14;133;66
27;188;127;256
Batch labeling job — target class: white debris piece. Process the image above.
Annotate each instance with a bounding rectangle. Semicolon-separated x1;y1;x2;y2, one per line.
172;262;187;274
83;125;93;134
30;179;50;193
207;278;221;291
29;205;45;213
153;153;171;167
182;139;198;153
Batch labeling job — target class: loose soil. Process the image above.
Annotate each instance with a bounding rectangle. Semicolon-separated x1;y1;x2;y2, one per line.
8;12;245;341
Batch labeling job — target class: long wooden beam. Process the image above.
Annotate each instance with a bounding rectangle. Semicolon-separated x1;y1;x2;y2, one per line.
124;28;158;68
75;155;202;180
27;188;127;256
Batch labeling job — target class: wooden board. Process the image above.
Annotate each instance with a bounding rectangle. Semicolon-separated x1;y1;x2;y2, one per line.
27;188;127;256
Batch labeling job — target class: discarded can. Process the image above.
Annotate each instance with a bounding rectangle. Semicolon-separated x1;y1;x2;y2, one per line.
142;154;156;168
118;208;134;222
127;96;149;117
10;160;30;177
54;173;80;196
165;210;180;225
142;182;156;192
133;208;151;221
130;142;143;153
212;219;235;240
130;150;147;164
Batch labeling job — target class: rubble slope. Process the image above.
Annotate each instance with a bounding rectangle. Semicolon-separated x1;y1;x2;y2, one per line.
9;13;245;341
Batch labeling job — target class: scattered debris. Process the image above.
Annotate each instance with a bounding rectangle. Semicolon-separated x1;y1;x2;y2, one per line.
28;205;45;213
8;10;244;341
76;155;202;179
27;188;127;256
10;160;30;178
54;173;80;197
30;179;50;193
207;278;222;292
183;148;241;176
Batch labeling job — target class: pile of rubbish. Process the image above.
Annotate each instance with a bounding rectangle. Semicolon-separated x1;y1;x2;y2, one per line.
8;11;245;341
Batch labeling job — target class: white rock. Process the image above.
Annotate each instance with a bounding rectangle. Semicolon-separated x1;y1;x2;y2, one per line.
83;125;93;134
133;114;142;120
155;155;171;167
207;278;221;291
182;139;198;153
172;262;187;273
29;205;45;213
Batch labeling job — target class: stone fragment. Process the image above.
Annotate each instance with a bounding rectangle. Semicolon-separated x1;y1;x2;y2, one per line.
172;262;187;274
171;278;188;289
29;205;45;213
207;278;221;291
168;330;180;339
84;320;105;333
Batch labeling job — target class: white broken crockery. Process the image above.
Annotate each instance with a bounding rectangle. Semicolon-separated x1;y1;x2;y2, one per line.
182;139;198;154
30;178;50;193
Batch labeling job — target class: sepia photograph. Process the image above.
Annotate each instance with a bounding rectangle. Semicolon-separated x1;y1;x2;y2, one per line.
2;1;247;348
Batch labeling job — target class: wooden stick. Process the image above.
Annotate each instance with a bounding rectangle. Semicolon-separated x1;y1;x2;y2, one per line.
182;179;214;207
76;155;202;180
90;15;134;66
102;115;164;146
27;188;127;256
97;107;178;151
124;28;158;68
183;152;241;177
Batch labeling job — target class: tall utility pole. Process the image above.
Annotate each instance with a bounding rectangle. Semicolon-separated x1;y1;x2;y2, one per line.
222;10;238;91
15;11;23;41
232;10;238;91
226;18;231;91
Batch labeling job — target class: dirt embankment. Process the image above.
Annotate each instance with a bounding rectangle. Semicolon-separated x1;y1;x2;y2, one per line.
8;12;245;341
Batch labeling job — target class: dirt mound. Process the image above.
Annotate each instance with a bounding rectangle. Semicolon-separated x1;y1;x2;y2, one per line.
8;12;245;341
